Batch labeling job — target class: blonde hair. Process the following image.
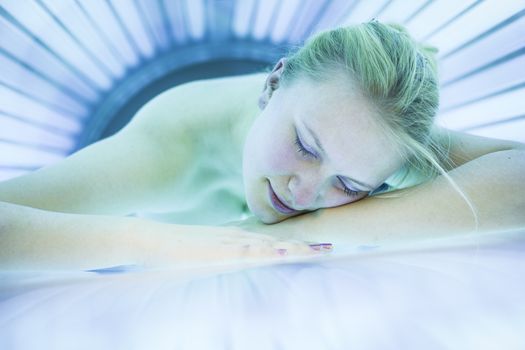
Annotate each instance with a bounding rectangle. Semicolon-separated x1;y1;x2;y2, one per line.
278;21;478;229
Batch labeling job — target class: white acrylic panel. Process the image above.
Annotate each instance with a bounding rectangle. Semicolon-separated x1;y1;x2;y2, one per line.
186;0;205;40
436;87;525;131
252;0;279;40
283;1;310;44
137;0;170;51
467;118;525;143
232;0;256;38
0;168;27;181
440;54;525;110
406;0;478;41
1;0;112;90
377;0;429;24
340;0;391;25
164;0;189;44
1;229;524;349
429;0;525;56
0;114;74;150
270;0;302;43
288;0;331;43
440;14;525;84
309;0;355;34
41;0;125;79
78;0;140;68
0;16;99;102
0;141;65;167
0;54;88;117
111;0;156;59
0;85;82;133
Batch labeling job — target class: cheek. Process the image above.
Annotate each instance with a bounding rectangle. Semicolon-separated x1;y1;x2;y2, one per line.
261;138;300;176
246;124;297;174
324;188;368;208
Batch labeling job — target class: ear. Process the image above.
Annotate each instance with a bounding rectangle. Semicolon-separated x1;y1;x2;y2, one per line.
258;58;287;110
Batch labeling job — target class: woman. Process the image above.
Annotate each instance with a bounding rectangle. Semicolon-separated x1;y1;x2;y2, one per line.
1;21;524;271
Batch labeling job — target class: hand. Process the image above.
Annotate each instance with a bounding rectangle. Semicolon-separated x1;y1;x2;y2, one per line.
221;214;317;241
221;215;267;232
135;221;333;269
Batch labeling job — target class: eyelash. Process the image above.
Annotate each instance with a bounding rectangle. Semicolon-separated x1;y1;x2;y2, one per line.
294;134;359;197
294;134;315;159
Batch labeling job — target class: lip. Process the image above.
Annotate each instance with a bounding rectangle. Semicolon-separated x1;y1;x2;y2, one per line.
268;181;297;214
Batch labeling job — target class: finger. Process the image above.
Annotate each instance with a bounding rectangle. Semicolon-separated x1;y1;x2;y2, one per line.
226;236;278;250
272;240;334;257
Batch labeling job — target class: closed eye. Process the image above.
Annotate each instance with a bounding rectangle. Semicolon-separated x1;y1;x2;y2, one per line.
294;131;359;198
294;132;316;159
337;176;360;197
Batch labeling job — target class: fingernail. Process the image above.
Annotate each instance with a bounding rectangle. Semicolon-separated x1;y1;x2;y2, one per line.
276;248;288;256
321;243;333;250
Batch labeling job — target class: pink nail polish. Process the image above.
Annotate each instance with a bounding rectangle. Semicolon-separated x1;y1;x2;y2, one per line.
276;248;288;256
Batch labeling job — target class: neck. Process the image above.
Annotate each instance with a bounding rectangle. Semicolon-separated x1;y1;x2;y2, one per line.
228;72;266;159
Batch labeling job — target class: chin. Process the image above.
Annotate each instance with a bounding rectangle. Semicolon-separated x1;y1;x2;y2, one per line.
249;203;279;224
258;215;277;225
246;199;284;225
257;214;289;225
261;209;308;225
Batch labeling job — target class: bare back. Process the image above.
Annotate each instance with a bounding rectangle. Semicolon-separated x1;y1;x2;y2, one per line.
132;73;265;224
0;72;266;225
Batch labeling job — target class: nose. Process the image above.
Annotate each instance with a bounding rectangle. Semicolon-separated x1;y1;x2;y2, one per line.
288;173;323;210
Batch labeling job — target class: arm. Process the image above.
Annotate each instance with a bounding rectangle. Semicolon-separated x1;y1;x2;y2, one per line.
0;77;254;216
0;201;326;271
0;78;230;215
0;119;194;216
235;132;525;246
0;200;149;271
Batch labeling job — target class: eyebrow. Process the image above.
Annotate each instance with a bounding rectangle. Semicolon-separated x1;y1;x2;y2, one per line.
299;120;375;191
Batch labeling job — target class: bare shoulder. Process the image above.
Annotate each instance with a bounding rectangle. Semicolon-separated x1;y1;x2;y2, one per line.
120;72;266;173
125;72;265;138
0;73;266;215
432;125;525;167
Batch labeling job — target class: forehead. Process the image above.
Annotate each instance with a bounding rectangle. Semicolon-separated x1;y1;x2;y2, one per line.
284;77;404;182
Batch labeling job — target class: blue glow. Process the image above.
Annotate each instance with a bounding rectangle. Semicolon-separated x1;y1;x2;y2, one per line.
111;0;156;59
441;15;525;84
441;54;525;111
164;0;189;44
377;0;428;23
0;54;88;117
78;0;140;68
0;0;523;178
186;0;205;40
437;87;525;131
2;1;112;90
0;84;82;133
340;0;391;25
0;114;74;150
270;0;300;43
406;0;479;41
0;140;66;166
41;0;125;79
428;0;525;56
0;15;99;102
0;228;524;348
137;0;171;51
253;0;278;40
233;0;255;38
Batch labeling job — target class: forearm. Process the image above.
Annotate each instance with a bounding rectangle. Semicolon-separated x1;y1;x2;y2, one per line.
248;149;525;246
0;201;164;271
1;201;326;272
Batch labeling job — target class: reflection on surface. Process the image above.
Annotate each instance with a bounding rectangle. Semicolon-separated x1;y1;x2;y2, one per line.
1;228;524;349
